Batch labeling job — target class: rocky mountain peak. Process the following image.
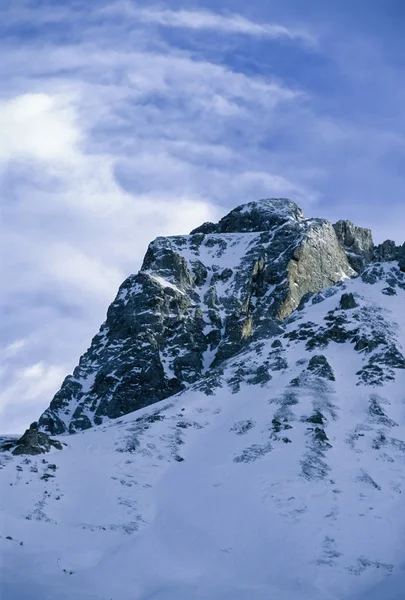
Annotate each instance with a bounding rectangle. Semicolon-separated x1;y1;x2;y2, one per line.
36;197;372;436
191;197;304;235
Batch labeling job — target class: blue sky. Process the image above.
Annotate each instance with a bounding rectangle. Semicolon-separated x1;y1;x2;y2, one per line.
1;0;405;432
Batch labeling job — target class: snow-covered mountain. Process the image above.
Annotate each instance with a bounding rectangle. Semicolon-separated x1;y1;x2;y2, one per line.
36;199;370;435
1;198;405;600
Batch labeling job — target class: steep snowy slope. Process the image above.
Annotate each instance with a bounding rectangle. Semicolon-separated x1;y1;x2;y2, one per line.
1;261;405;600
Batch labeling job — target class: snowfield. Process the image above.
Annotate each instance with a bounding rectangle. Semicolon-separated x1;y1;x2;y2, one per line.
1;263;405;599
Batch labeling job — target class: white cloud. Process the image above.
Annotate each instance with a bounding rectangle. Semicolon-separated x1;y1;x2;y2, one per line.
0;362;67;434
0;93;80;163
21;362;47;379
105;3;315;44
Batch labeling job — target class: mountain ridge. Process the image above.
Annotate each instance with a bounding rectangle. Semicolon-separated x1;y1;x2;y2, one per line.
35;197;396;437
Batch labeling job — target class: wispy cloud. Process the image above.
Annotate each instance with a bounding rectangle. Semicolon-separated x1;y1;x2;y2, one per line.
105;3;315;44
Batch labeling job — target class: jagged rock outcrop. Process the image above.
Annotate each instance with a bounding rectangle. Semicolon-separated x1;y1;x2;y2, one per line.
11;422;63;456
374;240;405;272
333;220;373;272
38;199;360;435
374;240;399;262
339;292;358;310
278;221;355;320
191;198;304;234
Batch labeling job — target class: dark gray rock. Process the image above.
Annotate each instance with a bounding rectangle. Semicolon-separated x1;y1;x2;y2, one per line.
285;313;353;349
374;240;398;262
190;221;218;235
398;244;405;272
285;294;404;390
373;240;405;272
307;355;335;381
12;422;63;456
339;293;358;310
382;287;396;296
306;412;325;425
216;198;304;233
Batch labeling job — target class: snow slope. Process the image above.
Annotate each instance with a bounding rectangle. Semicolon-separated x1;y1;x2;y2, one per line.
1;263;405;599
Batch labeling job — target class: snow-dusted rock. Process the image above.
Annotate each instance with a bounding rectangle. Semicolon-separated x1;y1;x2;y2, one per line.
333;219;374;272
38;199;357;435
11;422;63;456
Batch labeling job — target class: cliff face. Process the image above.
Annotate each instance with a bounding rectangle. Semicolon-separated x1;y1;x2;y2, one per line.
38;199;369;435
333;219;374;272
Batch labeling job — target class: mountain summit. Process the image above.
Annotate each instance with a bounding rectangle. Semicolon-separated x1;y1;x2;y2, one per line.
1;198;405;600
37;198;373;435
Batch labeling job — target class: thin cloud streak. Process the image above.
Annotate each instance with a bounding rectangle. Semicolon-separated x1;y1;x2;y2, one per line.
104;3;316;44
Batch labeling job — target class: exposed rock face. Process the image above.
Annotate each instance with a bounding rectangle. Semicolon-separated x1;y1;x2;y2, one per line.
374;240;399;262
339;292;358;310
279;221;355;320
11;422;63;456
333;220;374;272
306;354;335;381
374;240;405;271
38;199;359;435
191;198;304;234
